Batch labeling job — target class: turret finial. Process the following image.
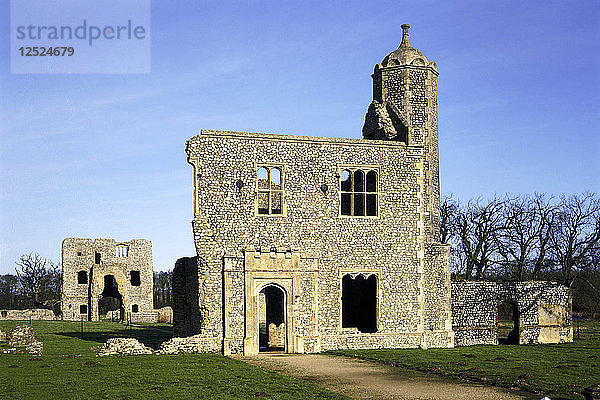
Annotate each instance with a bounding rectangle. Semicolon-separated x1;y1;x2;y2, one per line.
401;24;411;46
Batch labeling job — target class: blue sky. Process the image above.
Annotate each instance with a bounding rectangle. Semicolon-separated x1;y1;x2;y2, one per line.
1;0;598;273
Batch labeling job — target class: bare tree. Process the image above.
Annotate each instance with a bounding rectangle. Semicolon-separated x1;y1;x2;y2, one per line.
454;197;506;279
550;193;600;289
15;253;60;308
440;194;458;244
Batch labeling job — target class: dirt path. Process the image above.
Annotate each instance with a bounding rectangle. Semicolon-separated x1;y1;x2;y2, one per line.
241;353;529;400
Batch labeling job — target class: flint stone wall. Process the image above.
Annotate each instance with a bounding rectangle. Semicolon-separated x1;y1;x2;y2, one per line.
0;309;57;321
62;238;153;321
179;129;452;355
451;281;572;346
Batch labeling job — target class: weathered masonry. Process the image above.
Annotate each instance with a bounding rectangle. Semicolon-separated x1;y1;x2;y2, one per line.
176;25;454;355
452;281;572;346
62;238;154;322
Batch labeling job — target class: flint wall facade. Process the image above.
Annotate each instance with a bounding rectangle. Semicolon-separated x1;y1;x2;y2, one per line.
178;131;452;355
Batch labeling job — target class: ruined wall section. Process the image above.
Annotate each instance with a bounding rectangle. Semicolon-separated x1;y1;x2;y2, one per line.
451;281;572;346
184;131;454;352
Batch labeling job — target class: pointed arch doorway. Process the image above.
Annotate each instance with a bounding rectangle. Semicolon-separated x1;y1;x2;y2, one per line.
258;284;286;352
243;278;295;356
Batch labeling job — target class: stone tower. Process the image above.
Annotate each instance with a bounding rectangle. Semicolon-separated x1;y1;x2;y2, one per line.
363;24;441;243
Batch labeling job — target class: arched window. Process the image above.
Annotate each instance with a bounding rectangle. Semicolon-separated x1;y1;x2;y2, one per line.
131;304;139;313
340;168;378;217
257;166;284;215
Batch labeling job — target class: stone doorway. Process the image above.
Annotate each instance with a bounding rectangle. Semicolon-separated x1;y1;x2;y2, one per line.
498;300;519;344
258;285;286;352
100;275;124;321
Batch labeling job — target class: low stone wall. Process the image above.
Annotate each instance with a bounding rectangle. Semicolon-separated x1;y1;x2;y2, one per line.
97;338;153;356
451;281;572;346
104;306;173;324
158;334;221;354
0;309;57;321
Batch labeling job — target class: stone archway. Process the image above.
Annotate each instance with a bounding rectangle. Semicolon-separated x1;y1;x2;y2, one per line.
98;275;124;321
258;284;286;352
243;278;294;356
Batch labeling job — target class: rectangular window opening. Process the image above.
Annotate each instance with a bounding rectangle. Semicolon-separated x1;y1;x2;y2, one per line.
130;270;141;286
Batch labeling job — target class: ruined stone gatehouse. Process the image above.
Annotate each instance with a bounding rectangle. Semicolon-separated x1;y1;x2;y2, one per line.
176;25;453;355
62;238;153;322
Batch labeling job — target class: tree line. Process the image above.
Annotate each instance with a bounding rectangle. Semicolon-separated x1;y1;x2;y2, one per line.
0;253;174;311
441;192;599;315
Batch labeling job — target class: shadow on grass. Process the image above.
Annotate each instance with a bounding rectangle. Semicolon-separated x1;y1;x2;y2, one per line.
56;326;173;349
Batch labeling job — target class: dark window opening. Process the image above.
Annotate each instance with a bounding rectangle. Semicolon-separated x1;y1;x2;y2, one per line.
79;304;88;314
341;274;377;333
498;301;519;345
95;252;101;264
259;285;285;352
77;251;82;256
130;270;141;286
132;304;139;313
1;311;7;318
77;270;88;284
257;166;284;215
340;169;378;217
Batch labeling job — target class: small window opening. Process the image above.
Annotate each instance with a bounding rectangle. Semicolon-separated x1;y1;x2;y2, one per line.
257;166;284;215
77;271;88;284
132;304;139;313
79;304;88;314
77;251;82;256
130;270;141;286
95;252;101;264
341;274;377;333
1;311;7;318
340;169;378;217
115;245;128;257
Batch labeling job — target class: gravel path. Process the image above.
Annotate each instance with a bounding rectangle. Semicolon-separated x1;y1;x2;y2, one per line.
241;353;529;400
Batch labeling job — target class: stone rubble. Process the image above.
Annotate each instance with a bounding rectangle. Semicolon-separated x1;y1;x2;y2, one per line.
96;338;154;356
7;325;36;347
1;325;44;356
26;341;43;356
158;335;220;354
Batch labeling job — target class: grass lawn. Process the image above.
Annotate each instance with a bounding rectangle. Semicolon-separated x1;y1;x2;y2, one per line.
0;320;347;400
330;321;600;400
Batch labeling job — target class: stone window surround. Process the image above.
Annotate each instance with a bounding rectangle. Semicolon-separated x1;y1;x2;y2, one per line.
115;244;129;257
254;162;286;217
338;270;380;333
337;165;380;219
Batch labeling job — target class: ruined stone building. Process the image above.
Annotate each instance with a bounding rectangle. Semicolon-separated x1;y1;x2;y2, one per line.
176;25;452;355
174;25;572;355
62;238;154;322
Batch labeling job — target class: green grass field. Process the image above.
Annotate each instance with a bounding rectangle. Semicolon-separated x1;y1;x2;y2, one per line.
331;321;600;400
0;320;347;400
